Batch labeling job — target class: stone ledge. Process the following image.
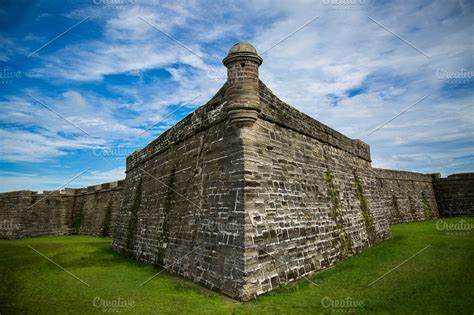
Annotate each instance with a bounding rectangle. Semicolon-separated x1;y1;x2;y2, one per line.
373;168;434;182
258;81;371;162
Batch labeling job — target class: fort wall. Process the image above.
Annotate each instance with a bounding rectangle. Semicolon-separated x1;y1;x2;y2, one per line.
110;44;396;300
0;181;123;239
433;173;474;217
111;84;248;298
239;82;391;298
372;168;439;224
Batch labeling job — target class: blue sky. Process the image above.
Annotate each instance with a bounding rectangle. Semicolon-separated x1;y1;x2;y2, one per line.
0;0;472;192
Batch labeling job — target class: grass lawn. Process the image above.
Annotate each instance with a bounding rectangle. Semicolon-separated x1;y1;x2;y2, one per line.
1;217;473;314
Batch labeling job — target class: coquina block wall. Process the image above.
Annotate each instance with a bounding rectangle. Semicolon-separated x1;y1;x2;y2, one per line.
0;190;75;239
241;82;392;297
111;42;392;300
0;181;123;240
373;169;439;224
433;173;474;217
70;181;124;237
111;83;247;298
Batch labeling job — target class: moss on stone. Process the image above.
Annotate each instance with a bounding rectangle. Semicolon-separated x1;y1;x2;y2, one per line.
421;192;433;219
71;200;84;233
353;171;376;244
325;170;351;257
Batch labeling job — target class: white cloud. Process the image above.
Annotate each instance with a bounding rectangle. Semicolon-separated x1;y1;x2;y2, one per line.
0;129;103;162
82;166;125;184
0;167;125;192
1;0;472;191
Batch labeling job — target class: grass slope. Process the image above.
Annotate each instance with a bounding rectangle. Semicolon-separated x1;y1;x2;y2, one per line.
1;218;473;314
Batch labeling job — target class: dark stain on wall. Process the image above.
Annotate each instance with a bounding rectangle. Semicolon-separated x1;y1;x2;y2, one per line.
71;199;84;233
392;194;401;220
156;168;175;266
101;199;114;237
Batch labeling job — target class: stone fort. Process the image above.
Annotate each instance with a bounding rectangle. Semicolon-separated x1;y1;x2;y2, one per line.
1;42;472;300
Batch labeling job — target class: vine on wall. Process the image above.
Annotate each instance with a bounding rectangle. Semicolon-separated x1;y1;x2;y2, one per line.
353;171;376;244
325;170;351;258
421;192;433;219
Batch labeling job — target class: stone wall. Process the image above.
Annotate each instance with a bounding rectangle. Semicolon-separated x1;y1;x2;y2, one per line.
239;82;391;298
0;181;124;240
70;181;124;237
373;168;439;224
111;84;248;299
110;82;394;300
433;173;474;217
110;43;394;300
0;190;74;240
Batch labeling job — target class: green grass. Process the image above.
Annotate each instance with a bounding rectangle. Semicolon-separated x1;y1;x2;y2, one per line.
1;218;473;314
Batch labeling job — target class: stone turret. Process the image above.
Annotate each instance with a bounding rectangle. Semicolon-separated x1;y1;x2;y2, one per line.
223;42;263;127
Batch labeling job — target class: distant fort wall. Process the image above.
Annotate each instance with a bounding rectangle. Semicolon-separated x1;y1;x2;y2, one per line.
433;173;474;217
0;181;123;240
372;168;439;224
2;170;469;242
